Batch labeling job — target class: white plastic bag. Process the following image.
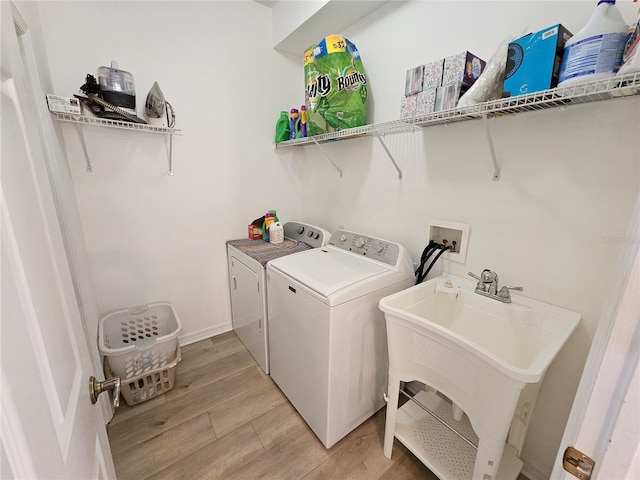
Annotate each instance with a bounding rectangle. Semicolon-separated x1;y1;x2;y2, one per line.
458;33;519;107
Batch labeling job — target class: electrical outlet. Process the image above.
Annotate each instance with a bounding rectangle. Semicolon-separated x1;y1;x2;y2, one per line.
428;219;470;264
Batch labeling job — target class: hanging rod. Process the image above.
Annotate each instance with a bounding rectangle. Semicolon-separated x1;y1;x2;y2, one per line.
399;388;478;449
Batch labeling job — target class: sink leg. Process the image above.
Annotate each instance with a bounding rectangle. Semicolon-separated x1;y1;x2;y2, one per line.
473;437;505;480
383;375;401;459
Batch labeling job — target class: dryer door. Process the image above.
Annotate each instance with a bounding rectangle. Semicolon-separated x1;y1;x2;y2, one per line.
229;253;267;372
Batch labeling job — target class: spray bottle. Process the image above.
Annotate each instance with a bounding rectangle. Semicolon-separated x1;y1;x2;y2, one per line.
558;0;628;87
289;109;299;141
297;105;307;138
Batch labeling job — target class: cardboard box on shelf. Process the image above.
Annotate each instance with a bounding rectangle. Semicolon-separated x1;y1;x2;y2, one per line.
400;95;417;118
442;51;486;87
405;65;424;96
503;24;572;97
422;59;444;92
415;90;437;116
46;94;82;115
435;82;468;111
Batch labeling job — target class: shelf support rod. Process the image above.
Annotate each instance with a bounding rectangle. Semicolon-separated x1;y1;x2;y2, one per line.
374;132;402;180
74;121;93;173
481;113;500;181
167;133;174;175
311;137;343;177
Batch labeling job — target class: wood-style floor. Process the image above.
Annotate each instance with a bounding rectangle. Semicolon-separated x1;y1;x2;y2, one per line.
107;331;438;479
108;332;529;479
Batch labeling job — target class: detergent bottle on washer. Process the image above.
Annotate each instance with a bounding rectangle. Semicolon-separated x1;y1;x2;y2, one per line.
269;222;284;244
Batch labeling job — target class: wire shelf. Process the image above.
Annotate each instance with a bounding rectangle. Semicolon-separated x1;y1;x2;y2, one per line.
53;112;183;136
276;72;640;148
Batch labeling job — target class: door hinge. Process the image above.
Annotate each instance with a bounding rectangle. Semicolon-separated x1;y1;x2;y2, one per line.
563;446;595;480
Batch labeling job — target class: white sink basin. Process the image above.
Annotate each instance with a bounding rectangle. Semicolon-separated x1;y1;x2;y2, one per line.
380;274;580;383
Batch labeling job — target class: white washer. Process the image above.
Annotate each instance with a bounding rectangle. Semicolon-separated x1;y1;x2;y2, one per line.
267;229;414;448
227;222;329;374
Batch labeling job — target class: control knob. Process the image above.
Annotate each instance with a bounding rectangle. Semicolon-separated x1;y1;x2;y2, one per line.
376;244;385;254
340;234;348;242
308;230;314;237
297;226;305;234
355;237;366;248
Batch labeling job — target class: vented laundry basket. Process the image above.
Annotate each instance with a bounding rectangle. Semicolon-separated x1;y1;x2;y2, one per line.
105;347;181;406
98;302;182;380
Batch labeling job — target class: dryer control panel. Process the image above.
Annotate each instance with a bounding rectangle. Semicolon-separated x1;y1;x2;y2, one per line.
328;229;401;267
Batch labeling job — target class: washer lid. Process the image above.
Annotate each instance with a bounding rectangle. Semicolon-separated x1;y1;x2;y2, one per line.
268;247;390;297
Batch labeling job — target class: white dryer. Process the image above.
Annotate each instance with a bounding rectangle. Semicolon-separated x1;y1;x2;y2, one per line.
266;229;414;448
226;222;329;374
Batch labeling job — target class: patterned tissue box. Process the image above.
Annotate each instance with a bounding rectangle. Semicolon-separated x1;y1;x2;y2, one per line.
415;90;436;116
400;95;417;118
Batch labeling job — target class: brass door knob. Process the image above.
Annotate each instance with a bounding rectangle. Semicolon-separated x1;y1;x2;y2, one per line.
89;376;121;408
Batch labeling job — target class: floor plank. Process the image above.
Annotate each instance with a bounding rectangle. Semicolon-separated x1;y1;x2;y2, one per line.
113;413;216;479
147;423;265;480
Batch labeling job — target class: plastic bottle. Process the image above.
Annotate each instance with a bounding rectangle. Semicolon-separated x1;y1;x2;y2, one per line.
289;109;299;141
262;210;278;242
269;222;284;244
617;6;640;76
557;0;628;87
297;105;307;138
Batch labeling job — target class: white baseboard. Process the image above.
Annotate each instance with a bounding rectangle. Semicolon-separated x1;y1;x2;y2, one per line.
521;454;552;480
178;322;233;346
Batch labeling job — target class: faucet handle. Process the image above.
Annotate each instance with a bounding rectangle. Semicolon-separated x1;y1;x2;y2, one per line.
468;272;484;290
498;285;523;301
468;272;481;282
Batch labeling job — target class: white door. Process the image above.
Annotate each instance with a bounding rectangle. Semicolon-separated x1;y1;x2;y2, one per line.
551;197;640;480
0;2;116;478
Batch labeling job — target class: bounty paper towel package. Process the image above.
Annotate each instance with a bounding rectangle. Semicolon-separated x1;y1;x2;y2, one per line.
305;34;368;136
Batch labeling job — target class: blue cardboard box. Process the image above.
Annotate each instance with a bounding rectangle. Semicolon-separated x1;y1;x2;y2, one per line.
504;24;572;97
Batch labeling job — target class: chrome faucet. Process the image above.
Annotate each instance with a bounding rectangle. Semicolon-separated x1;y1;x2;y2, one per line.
468;269;523;303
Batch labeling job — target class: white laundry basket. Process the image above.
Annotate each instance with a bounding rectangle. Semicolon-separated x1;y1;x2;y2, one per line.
105;346;181;406
99;302;182;380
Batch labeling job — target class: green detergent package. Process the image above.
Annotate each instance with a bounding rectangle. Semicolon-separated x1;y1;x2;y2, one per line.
304;35;368;136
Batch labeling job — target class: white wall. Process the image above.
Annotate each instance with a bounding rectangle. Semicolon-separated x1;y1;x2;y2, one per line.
290;1;640;478
36;1;639;478
38;1;304;343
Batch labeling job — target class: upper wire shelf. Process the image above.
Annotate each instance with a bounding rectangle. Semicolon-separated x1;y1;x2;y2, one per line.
276;72;640;148
52;112;183;136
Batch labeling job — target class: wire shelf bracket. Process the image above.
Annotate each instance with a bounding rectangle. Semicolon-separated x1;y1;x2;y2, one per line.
481;113;500;181
311;137;343;177
374;132;402;180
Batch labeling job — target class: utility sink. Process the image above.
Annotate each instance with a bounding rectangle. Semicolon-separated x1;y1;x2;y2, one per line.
379;274;580;480
380;274;580;383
